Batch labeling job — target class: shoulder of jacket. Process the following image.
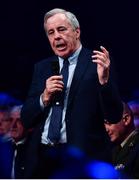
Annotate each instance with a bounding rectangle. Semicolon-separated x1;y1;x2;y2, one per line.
35;56;57;66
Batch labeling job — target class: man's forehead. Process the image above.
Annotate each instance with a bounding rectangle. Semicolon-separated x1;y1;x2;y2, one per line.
46;13;70;26
48;13;66;20
0;111;12;121
10;111;20;118
0;111;7;117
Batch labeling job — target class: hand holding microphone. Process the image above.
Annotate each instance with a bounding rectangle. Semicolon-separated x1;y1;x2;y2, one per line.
41;60;64;106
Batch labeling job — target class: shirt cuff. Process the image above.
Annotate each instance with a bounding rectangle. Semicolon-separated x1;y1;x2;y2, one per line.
40;95;45;110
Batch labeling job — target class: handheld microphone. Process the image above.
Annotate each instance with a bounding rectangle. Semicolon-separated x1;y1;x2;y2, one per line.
51;60;60;75
51;60;61;103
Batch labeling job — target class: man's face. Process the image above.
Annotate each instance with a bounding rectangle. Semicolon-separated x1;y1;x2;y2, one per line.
0;111;12;135
44;13;80;58
104;121;125;143
10;111;24;141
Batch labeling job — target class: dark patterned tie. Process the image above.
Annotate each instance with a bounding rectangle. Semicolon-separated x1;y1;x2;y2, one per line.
48;59;69;143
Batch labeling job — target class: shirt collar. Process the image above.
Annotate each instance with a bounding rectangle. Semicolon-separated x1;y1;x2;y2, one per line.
121;129;138;147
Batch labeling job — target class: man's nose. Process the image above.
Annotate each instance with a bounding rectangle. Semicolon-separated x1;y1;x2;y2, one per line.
104;124;109;132
54;31;61;39
13;123;17;128
11;120;18;128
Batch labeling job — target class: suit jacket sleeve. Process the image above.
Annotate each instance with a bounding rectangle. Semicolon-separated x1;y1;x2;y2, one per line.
21;60;51;129
99;79;123;123
99;56;123;123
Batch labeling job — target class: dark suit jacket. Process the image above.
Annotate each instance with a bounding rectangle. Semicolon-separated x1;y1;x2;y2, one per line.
112;130;139;178
21;47;123;178
13;135;31;179
0;137;14;178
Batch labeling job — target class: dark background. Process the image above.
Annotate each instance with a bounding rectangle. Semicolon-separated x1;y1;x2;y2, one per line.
0;0;139;102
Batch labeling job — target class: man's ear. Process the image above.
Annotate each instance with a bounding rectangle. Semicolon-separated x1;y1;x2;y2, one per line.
75;28;80;39
122;113;131;125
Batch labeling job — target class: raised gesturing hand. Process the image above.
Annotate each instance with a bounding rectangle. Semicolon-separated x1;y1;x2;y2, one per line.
92;46;110;85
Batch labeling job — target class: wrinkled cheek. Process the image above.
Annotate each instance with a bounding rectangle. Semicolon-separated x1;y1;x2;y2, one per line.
51;45;56;51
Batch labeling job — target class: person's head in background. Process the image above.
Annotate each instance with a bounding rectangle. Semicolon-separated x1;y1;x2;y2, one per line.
44;8;81;59
104;102;135;144
0;92;23;138
0;108;12;136
128;99;139;129
10;105;26;143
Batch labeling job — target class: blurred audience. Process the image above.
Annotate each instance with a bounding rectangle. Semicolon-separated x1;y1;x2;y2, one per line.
0;105;13;178
104;102;139;178
0;92;22;141
0;108;12;140
10;105;25;142
1;91;139;178
0;135;13;178
0;92;25;178
10;105;32;179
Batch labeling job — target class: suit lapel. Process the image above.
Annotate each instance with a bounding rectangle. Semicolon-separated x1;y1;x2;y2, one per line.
115;145;130;163
114;131;139;163
67;48;92;108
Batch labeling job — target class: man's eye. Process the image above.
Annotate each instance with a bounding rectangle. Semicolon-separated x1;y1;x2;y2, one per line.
47;31;54;35
59;27;67;32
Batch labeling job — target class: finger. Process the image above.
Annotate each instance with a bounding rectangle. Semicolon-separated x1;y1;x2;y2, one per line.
93;47;108;57
53;87;63;92
54;84;64;89
100;46;109;58
52;80;64;86
49;75;63;81
92;54;107;63
93;50;108;62
92;59;105;66
48;82;64;90
93;50;104;56
92;59;109;68
47;85;63;94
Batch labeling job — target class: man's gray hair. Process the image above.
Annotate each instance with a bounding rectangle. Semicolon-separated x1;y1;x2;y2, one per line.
10;105;23;114
44;8;80;30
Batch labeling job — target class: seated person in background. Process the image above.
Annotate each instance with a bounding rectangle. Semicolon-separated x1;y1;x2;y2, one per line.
0;93;23;178
104;102;139;178
0;92;22;140
0;107;14;178
10;105;25;142
10;105;31;179
0;107;13;141
128;99;139;129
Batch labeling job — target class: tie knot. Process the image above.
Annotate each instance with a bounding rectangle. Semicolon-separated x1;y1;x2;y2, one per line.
63;58;69;65
60;59;69;74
